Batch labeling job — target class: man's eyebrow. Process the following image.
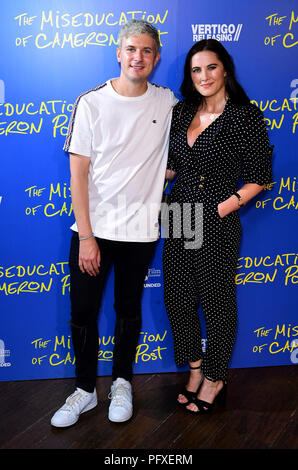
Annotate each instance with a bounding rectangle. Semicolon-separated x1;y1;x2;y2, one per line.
125;45;154;50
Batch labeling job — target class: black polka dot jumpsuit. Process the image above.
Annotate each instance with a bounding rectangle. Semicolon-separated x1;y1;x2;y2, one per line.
163;99;272;382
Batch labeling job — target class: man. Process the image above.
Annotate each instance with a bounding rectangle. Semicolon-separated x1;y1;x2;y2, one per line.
51;19;177;427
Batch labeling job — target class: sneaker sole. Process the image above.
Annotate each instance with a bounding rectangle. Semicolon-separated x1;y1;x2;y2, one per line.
108;410;133;423
51;397;98;428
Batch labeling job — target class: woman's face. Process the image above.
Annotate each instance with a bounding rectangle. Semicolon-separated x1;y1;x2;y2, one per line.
190;50;226;99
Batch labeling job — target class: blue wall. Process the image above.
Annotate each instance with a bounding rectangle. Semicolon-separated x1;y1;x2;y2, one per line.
1;0;298;380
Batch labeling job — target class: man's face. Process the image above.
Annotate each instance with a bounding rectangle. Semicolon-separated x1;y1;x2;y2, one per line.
117;34;160;84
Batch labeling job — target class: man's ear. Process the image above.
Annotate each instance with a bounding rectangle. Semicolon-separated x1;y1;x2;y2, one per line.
154;51;160;67
116;47;121;63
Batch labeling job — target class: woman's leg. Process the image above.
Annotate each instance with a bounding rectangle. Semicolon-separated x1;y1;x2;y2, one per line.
163;238;203;402
186;214;241;410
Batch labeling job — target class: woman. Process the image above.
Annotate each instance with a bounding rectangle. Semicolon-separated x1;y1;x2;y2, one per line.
163;39;272;413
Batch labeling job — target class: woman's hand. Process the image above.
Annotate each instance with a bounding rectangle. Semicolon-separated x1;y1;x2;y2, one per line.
217;200;232;218
217;202;225;218
217;198;237;218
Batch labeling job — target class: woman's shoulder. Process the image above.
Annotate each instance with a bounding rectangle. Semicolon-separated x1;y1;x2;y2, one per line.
172;99;195;119
228;100;265;126
229;100;264;118
173;99;186;112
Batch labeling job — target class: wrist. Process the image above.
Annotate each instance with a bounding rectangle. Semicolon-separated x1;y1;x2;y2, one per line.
233;192;244;207
79;232;94;241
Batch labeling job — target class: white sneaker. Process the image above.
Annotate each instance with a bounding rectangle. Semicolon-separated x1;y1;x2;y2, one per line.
51;388;97;427
108;378;133;423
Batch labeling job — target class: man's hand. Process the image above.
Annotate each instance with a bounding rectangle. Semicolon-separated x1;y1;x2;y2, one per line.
79;237;101;276
165;169;176;180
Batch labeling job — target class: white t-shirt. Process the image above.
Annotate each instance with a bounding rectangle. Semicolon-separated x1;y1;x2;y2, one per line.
64;80;177;242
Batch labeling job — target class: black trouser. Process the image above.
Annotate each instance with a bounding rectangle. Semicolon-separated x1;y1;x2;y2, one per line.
68;232;156;392
163;204;241;382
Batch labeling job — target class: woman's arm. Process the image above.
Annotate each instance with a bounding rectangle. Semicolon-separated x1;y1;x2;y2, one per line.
217;183;264;218
218;104;273;218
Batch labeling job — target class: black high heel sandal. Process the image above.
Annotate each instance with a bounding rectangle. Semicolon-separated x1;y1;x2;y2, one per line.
178;364;203;408
186;381;227;414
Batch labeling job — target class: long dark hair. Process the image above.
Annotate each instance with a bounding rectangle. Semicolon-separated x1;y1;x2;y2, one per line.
180;39;250;106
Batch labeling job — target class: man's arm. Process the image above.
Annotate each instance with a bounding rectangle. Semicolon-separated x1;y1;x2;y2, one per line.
69;153;100;276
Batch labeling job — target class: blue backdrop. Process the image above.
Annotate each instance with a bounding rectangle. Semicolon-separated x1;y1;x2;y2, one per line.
1;0;297;381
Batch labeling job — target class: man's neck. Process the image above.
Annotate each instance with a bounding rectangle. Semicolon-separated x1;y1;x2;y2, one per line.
111;77;148;97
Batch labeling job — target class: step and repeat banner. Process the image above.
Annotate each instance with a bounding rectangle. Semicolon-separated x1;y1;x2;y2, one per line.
1;0;297;381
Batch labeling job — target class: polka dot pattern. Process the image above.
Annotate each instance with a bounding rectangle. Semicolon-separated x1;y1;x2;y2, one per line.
163;99;272;382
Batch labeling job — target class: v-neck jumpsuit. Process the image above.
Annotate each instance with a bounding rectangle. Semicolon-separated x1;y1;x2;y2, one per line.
163;99;272;382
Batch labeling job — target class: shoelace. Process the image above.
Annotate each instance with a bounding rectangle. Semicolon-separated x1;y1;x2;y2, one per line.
108;384;131;406
63;389;86;411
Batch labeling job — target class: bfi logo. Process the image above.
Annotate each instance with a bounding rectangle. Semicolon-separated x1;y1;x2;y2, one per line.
0;339;11;367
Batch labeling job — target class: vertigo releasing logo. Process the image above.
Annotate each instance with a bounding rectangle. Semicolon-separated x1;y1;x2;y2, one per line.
192;23;243;42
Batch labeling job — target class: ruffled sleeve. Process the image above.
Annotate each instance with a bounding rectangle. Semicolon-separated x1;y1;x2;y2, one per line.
241;104;273;185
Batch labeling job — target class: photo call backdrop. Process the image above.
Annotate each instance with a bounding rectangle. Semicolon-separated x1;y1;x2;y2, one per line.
1;0;297;382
